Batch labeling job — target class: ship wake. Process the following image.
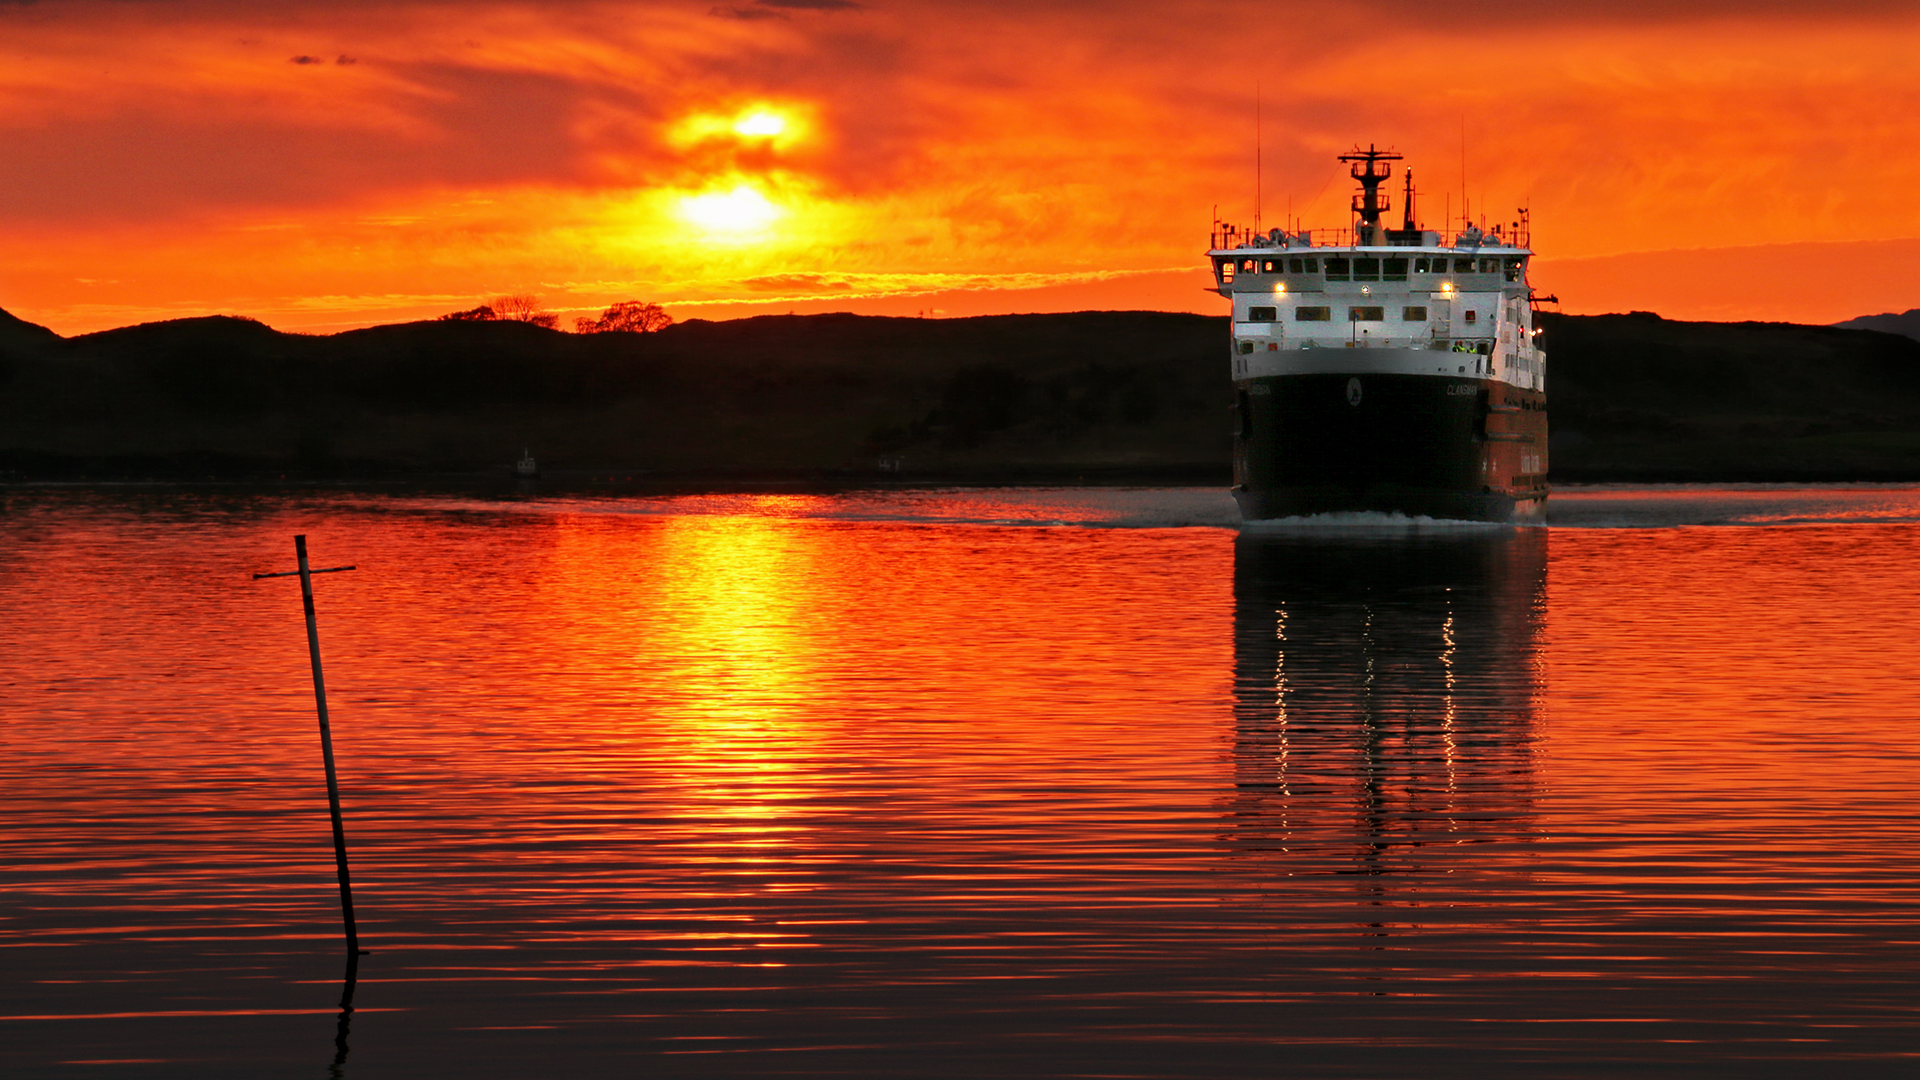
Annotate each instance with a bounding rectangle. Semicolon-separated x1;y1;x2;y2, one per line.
1239;511;1512;533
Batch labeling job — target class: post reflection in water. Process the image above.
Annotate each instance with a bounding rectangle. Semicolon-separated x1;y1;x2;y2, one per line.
1226;528;1547;914
330;953;358;1079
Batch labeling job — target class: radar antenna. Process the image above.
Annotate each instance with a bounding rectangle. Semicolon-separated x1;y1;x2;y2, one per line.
1339;144;1403;244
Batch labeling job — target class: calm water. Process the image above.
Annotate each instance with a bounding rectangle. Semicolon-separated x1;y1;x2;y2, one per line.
4;485;1920;1078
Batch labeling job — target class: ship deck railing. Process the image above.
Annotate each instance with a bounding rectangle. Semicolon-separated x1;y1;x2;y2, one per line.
1236;334;1496;353
1209;224;1530;252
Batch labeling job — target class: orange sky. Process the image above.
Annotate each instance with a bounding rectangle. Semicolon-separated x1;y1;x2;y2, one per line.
1;0;1916;335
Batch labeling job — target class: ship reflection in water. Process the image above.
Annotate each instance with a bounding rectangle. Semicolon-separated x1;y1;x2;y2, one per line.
1227;528;1545;901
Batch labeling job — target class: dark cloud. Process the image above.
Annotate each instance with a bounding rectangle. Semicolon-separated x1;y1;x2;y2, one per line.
289;54;321;64
710;0;862;17
8;0;1911;28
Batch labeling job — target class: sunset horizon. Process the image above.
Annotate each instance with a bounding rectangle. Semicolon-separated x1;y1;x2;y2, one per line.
3;0;1916;336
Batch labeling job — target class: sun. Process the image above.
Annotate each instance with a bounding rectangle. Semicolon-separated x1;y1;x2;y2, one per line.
733;111;787;138
677;184;782;236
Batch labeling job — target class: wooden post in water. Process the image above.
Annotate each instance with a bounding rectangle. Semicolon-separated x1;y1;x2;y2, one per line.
254;535;368;956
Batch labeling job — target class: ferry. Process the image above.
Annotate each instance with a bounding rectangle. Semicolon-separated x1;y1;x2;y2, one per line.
1209;145;1548;522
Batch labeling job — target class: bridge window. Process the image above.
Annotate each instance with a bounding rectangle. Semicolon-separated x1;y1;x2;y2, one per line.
1217;259;1235;283
1353;257;1380;281
1324;257;1350;281
1455;258;1476;272
1383;257;1408;281
1480;258;1498;273
1295;306;1332;321
1402;305;1428;321
1261;260;1278;273
1248;306;1278;322
1242;258;1258;273
1504;257;1524;282
1348;306;1385;322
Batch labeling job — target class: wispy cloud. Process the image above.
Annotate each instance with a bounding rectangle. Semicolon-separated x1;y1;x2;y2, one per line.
660;267;1204;305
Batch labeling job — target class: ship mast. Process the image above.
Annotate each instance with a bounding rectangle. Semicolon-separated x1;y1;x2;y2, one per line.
1340;144;1403;246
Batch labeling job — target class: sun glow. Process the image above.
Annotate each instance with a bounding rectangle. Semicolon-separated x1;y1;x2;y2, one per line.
734;111;787;138
670;105;808;151
678;184;783;236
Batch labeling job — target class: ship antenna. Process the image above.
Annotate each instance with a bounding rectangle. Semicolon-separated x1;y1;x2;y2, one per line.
1338;143;1402;245
1459;115;1468;234
1254;81;1262;236
1402;169;1416;233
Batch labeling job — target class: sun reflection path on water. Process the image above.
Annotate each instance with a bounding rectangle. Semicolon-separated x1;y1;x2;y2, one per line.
541;511;836;896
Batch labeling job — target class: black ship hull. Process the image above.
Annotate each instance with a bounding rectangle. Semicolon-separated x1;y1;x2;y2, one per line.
1231;372;1548;523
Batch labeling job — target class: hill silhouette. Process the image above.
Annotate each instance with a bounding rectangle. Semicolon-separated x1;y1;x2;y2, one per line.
2;310;1230;480
4;306;1920;482
1538;311;1920;479
1834;308;1920;343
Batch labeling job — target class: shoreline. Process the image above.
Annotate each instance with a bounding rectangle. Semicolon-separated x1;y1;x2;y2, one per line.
8;308;1920;487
